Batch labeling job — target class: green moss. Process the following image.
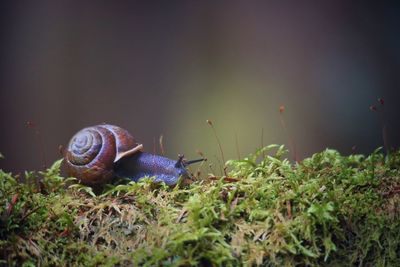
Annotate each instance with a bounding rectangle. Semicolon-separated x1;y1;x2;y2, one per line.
0;147;399;266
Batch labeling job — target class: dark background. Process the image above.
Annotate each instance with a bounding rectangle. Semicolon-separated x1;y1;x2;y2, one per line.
1;1;399;174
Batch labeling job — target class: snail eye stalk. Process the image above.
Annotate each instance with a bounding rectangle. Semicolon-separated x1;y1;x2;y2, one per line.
175;154;185;168
184;158;207;166
175;154;206;168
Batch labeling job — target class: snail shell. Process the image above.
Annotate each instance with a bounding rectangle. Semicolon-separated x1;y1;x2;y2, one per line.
64;124;143;185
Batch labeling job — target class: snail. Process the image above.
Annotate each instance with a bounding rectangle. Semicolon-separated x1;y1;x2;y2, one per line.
63;124;205;186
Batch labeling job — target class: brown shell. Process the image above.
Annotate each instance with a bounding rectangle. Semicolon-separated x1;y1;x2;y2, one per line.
64;124;143;185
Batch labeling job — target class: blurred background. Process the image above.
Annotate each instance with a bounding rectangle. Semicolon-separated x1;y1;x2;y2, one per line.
1;1;399;174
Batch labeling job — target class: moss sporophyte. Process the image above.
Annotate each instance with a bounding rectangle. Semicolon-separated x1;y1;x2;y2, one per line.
0;146;399;266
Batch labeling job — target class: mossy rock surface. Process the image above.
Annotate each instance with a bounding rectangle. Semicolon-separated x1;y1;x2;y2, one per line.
1;146;399;266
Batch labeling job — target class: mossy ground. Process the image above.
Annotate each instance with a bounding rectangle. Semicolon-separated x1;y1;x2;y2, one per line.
1;146;399;266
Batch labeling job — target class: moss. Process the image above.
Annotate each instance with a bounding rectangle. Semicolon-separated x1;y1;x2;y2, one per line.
0;146;399;266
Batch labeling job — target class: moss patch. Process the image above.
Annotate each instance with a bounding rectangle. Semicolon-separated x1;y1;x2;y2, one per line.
1;146;399;266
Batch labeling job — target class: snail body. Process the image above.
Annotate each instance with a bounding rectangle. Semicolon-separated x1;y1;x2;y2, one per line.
114;152;189;186
64;124;203;186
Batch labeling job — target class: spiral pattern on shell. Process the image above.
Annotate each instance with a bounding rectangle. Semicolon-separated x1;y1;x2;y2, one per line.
64;124;141;185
